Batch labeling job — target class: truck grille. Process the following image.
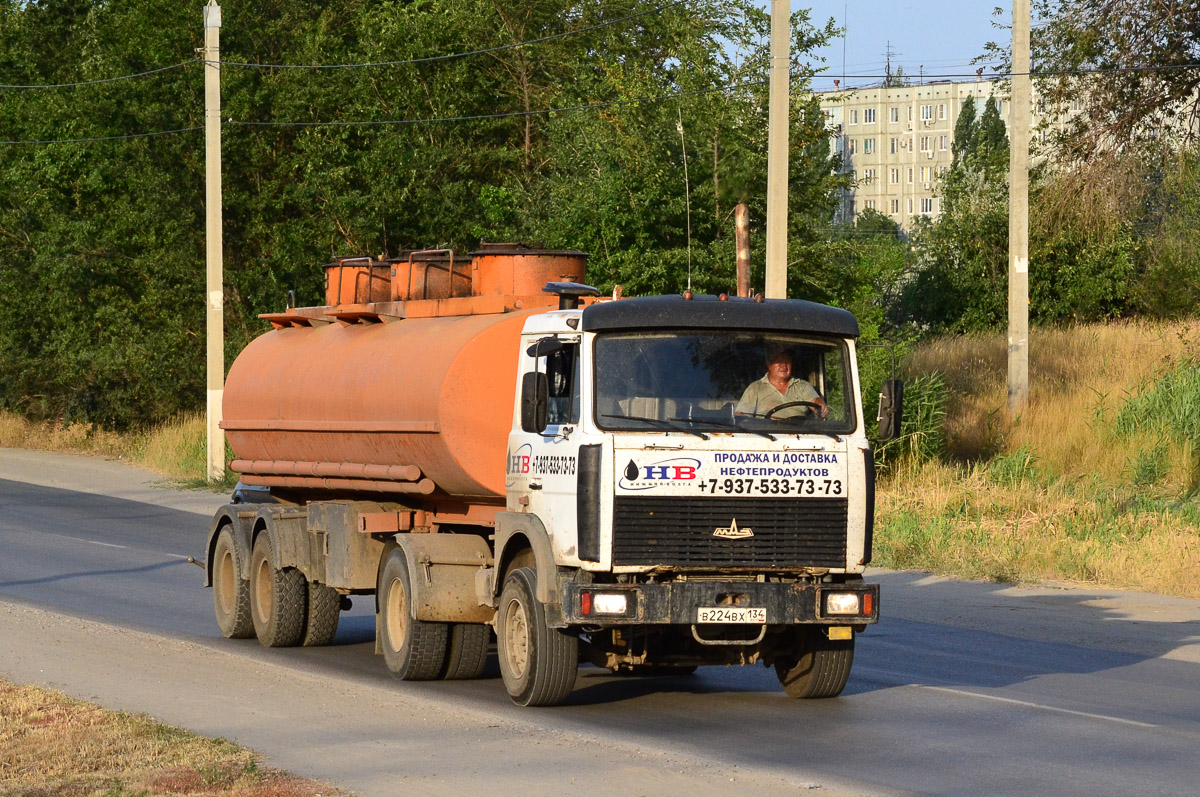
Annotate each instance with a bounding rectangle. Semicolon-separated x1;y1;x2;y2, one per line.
611;497;848;568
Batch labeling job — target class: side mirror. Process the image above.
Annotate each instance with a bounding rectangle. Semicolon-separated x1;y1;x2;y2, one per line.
877;379;904;442
521;371;550;434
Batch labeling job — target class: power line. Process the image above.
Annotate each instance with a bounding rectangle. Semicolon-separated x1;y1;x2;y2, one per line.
227;79;768;130
0;126;201;146
0;59;198;90
814;61;1200;86
221;0;689;71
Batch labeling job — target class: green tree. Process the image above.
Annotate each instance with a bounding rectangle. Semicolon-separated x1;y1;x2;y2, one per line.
951;94;976;165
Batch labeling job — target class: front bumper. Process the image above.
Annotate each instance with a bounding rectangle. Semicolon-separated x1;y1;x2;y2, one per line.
560;578;879;626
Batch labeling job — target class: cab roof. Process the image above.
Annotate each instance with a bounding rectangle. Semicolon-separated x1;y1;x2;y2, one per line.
581;294;859;338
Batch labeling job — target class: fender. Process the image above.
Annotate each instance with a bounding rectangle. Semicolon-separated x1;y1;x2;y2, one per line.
254;506;314;578
482;512;559;606
204;505;253;587
392;533;494;623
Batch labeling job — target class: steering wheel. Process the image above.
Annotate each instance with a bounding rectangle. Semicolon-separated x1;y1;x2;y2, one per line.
763;401;821;420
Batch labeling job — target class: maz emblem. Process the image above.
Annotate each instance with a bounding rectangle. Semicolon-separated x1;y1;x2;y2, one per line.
713;518;754;539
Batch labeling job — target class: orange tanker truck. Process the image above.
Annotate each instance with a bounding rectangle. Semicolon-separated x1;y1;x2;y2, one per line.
203;243;899;706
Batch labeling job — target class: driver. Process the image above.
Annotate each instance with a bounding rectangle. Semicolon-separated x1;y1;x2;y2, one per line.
735;349;829;420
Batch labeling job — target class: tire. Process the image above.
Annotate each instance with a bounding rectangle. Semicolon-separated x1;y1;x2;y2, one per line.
302;581;341;647
378;547;448;680
775;627;855;699
249;533;307;647
442;623;491;680
212;527;254;639
496;567;578;707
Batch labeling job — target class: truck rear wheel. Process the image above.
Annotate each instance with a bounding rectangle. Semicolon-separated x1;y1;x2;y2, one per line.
249;533;308;647
775;627;855;699
496;567;578;706
212;527;254;639
442;624;491;680
302;581;341;647
378;547;447;680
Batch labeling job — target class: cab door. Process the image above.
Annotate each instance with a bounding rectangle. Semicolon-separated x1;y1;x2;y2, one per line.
506;335;586;565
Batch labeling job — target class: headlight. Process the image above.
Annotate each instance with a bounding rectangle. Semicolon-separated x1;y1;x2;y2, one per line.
825;592;861;615
592;593;628;614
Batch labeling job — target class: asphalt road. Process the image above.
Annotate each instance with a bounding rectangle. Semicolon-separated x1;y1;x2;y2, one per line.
2;450;1200;796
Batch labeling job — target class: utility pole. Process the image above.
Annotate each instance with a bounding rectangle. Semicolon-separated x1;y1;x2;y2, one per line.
764;0;789;299
1008;0;1030;413
204;1;225;480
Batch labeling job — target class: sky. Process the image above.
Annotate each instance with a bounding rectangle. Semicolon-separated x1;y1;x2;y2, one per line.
787;2;1013;91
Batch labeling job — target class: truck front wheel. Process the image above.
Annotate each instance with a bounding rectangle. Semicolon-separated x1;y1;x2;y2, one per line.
249;533;307;647
775;627;855;699
496;567;578;706
378;547;448;680
212;527;254;639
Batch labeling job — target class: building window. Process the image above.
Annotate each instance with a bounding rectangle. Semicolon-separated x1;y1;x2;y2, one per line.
890;168;900;184
890;137;898;154
908;106;913;122
863;138;875;154
921;197;934;214
890;107;899;123
848;199;856;217
921;104;933;121
939;134;948;150
864;108;876;123
907;167;914;184
865;199;876;210
849;109;858;124
938;103;947;120
864;168;876;183
920;136;931;151
849;139;856;155
920;165;932;182
907;198;914;214
891;199;901;214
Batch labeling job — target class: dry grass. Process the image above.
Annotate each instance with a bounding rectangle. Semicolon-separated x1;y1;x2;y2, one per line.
881;320;1200;597
0;414;128;460
0;679;342;796
0;411;232;486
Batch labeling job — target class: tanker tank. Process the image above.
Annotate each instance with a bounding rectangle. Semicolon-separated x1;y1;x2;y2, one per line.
221;245;586;502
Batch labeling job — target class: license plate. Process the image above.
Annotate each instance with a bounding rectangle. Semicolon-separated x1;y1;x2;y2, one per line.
697;606;767;624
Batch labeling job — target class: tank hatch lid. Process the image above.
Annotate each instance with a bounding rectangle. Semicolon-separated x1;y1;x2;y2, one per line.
581;294;860;338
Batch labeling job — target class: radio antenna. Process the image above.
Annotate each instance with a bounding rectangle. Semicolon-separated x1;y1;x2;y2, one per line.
676;106;693;292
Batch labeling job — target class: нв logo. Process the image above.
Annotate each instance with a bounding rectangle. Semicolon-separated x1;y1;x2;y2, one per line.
713;518;754;539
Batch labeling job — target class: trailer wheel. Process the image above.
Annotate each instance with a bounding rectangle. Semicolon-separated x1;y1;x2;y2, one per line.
302;581;341;647
775;628;855;699
378;547;447;680
497;567;578;706
249;533;307;647
442;624;491;680
212;527;254;639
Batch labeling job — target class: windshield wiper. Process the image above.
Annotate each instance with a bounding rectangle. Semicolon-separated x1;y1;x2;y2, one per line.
672;416;776;442
737;413;842;442
601;413;709;440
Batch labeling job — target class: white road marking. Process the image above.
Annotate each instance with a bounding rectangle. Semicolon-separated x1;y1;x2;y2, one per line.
85;540;127;549
918;684;1157;728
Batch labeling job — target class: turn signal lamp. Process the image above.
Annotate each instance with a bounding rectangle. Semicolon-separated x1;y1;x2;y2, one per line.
580;591;629;616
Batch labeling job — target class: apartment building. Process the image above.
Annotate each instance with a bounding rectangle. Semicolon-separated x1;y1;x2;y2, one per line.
820;78;1012;229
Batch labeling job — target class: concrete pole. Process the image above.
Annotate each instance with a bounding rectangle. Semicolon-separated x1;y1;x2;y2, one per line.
1008;0;1030;413
764;0;789;299
204;1;225;481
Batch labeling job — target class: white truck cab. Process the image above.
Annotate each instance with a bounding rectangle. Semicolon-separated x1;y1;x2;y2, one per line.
494;288;887;704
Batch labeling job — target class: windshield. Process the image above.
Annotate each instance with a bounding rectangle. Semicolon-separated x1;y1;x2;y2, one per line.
593;331;856;435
